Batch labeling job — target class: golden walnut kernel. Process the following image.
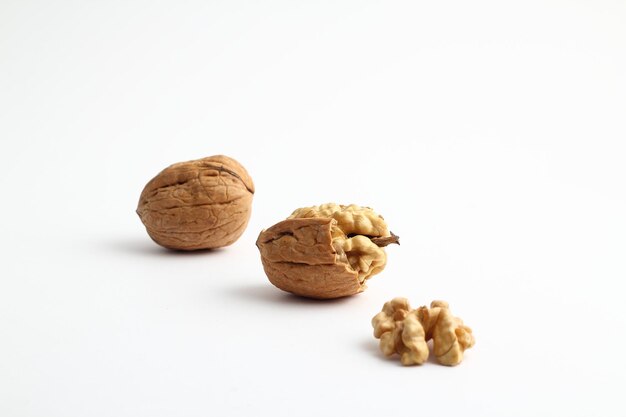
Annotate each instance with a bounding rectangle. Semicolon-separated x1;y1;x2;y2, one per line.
372;298;475;366
137;155;254;250
256;204;399;299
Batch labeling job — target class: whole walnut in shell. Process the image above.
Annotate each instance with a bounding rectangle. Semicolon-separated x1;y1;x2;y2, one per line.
137;155;254;250
256;204;399;299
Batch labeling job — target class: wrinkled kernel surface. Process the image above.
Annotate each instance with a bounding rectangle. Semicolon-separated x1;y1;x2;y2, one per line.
372;298;475;366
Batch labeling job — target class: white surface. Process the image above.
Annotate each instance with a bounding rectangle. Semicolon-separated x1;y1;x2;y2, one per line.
1;0;626;416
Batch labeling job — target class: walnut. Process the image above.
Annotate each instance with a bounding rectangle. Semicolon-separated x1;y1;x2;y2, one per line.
256;204;399;299
372;298;475;366
137;155;254;250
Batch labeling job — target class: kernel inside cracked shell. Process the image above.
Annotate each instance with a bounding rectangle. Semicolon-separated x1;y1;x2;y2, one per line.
257;203;399;299
288;203;395;283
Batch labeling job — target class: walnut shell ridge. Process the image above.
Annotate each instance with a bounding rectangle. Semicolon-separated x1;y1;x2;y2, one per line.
137;155;254;250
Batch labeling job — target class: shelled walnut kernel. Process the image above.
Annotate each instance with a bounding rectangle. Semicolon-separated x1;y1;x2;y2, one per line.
372;298;475;366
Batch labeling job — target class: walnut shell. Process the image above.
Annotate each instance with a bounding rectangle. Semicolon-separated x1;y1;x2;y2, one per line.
256;204;398;299
137;155;254;250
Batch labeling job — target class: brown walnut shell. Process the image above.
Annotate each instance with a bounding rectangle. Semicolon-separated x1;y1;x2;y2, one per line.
256;204;398;299
137;155;254;250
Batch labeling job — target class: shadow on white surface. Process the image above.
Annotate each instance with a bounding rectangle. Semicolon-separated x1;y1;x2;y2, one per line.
224;283;355;307
359;338;400;366
98;237;229;257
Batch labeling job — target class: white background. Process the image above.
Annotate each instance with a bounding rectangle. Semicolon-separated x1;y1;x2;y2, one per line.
1;0;625;416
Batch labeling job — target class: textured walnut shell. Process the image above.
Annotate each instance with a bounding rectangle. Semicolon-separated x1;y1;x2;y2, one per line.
137;155;254;250
257;218;361;299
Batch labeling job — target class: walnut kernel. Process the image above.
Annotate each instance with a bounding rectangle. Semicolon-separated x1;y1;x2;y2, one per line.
372;298;475;366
